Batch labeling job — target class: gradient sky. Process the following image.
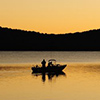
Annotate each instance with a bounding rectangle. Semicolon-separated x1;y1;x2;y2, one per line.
0;0;100;34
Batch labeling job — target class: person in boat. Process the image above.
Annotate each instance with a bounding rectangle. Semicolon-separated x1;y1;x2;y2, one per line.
48;61;53;68
41;59;46;68
36;65;38;68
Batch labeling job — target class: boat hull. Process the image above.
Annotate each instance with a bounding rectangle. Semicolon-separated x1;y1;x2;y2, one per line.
31;65;66;73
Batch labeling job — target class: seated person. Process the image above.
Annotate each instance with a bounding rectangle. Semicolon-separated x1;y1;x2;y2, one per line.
48;61;53;67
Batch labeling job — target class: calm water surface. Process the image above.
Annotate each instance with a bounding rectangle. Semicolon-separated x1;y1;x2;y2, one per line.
0;51;100;100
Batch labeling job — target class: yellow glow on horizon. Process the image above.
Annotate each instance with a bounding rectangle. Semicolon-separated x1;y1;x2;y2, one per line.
0;0;100;34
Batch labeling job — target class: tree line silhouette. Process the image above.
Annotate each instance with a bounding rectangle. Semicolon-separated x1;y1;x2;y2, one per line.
0;26;100;51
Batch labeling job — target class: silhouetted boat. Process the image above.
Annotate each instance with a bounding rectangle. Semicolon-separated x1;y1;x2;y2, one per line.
31;59;67;73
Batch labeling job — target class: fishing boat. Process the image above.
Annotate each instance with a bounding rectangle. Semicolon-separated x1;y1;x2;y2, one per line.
31;59;67;73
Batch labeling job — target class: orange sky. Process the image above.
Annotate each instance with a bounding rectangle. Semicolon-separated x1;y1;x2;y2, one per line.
0;0;100;34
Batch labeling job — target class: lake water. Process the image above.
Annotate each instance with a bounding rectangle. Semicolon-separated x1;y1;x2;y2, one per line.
0;51;100;100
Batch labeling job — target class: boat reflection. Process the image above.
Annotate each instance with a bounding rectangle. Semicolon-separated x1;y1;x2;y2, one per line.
32;71;66;82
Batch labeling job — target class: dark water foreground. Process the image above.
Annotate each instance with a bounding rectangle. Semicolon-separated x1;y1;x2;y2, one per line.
0;63;100;100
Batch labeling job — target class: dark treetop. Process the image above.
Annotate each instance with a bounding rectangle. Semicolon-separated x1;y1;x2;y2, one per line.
0;26;100;51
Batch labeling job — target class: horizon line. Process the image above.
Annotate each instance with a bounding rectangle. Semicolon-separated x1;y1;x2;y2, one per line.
0;26;100;35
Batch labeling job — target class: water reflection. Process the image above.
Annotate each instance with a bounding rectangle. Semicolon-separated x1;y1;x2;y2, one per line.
0;66;30;71
32;71;66;82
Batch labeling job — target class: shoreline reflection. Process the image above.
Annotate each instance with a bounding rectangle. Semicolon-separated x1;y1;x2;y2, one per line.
32;71;66;82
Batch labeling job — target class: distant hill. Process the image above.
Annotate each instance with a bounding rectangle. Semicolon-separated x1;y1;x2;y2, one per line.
0;26;100;51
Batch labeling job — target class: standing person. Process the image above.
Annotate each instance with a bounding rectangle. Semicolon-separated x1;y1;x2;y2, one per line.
41;59;46;68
